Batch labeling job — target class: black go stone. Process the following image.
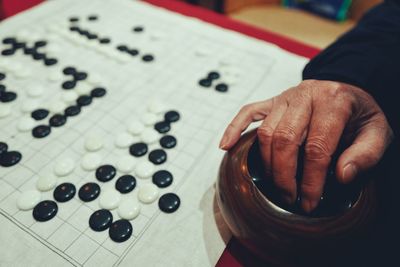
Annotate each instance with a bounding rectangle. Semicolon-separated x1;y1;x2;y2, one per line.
160;135;177;149
13;42;26;49
0;151;22;167
154;121;170;134
33;53;46;60
78;182;100;202
158;193;180;213
69;26;80;32
115;175;136;194
73;72;88;81
87;33;98;40
31;109;49;121
91;87;106;98
148;149;167;165
33;200;58;222
96;165;117;182
128;49;139;56
34;40;47;48
2;37;16;44
199;78;212;88
62;80;77;90
208;71;221;80
129;142;148;157
69;17;79;22
44;58;58;66
53;183;76;202
99;38;111;44
142;54;154;62
109;219;132;243
64;105;81;117
215;83;229;93
0;142;7;155
1;49;15;56
164;110;180;123
63;67;76;75
0;91;17;103
89;209;113;232
49;114;67;127
32;125;51;138
152;170;173;188
0;72;5;81
133;26;144;32
24;47;36;55
88;15;98;21
79;30;90;36
117;45;128;52
77;95;92;106
0;84;5;92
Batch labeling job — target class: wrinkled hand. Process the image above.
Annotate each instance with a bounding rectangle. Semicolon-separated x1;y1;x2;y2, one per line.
219;80;393;213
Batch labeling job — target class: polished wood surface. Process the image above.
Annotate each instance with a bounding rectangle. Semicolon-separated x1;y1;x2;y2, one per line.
216;129;377;266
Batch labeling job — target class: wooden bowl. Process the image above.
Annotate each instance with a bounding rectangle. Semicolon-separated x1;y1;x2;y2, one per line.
216;129;377;266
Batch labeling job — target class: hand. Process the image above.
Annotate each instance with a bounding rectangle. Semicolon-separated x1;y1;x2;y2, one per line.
219;80;393;213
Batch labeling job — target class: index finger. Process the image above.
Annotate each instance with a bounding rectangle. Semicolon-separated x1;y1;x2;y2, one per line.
219;99;272;150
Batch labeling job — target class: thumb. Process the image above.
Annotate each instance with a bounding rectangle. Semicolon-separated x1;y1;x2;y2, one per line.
336;119;393;184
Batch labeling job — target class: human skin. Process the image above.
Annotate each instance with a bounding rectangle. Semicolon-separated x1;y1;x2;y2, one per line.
219;80;393;213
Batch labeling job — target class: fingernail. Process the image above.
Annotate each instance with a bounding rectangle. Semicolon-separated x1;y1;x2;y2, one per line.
302;199;317;213
342;163;357;183
219;136;229;150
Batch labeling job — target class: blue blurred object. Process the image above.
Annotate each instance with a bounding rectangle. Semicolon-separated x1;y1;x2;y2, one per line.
282;0;352;21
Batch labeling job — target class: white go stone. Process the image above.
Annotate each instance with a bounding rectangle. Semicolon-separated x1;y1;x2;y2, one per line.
87;73;102;86
81;153;102;171
48;70;63;82
27;85;44;97
141;113;158;126
36;175;57;192
114;133;133;148
99;190;121;210
17;190;41;211
14;68;32;79
61;91;78;104
84;135;103;152
135;161;154;179
54;158;75;177
138;184;159;204
225;75;239;86
75;83;92;96
127;120;145;135
17;118;35;132
0;105;11;118
117;198;141;220
20;100;39;113
8;63;23;73
48;100;67;114
46;44;61;54
116;156;136;174
140;128;159;144
147;100;166;114
195;46;212;57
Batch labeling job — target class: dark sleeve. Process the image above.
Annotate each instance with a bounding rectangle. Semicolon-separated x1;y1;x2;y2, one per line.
302;0;400;137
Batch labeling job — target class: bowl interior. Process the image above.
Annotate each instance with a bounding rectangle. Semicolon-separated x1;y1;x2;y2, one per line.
247;139;362;218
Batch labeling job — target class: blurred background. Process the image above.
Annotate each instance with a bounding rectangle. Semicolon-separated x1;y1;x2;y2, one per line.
178;0;383;48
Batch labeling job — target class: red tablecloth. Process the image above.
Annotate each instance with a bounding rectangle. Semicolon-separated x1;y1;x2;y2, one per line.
0;0;320;266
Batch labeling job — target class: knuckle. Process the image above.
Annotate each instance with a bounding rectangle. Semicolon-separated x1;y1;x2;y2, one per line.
257;126;274;143
273;128;298;150
304;138;331;162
